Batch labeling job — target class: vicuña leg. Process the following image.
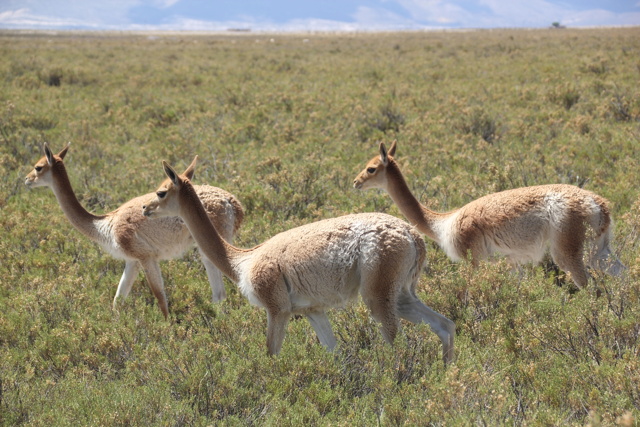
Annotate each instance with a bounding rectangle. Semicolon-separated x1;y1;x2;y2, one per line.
266;309;291;355
200;252;226;302
396;291;456;364
306;311;337;350
591;231;626;277
551;221;590;289
139;259;169;319
112;260;141;311
361;280;400;345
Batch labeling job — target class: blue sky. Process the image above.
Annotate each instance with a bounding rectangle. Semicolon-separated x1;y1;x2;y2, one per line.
0;0;638;31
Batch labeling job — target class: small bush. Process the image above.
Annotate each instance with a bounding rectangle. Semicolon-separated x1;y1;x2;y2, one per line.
357;104;405;141
370;104;405;133
583;58;608;75
547;85;581;110
42;67;63;86
608;93;634;122
457;107;500;144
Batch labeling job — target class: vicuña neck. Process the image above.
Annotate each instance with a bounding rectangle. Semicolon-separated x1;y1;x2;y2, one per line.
178;182;244;283
50;163;105;241
386;160;447;243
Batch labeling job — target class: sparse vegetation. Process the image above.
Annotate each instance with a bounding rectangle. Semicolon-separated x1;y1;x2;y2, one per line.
0;27;639;425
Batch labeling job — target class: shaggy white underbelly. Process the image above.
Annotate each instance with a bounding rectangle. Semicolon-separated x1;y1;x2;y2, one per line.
94;217;194;261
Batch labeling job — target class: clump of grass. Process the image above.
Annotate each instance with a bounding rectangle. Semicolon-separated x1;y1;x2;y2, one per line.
19;115;57;131
548;85;581;110
583;57;608;75
372;104;405;133
42;67;63;86
608;93;635;122
456;106;500;144
357;103;405;141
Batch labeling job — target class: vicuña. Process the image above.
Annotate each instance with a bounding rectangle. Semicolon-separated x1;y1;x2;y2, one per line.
142;156;455;363
353;141;625;288
25;143;243;318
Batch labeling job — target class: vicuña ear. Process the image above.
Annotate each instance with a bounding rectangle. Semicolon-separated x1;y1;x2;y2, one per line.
379;142;389;166
44;143;54;166
388;140;397;157
162;161;180;187
183;155;198;180
58;142;70;159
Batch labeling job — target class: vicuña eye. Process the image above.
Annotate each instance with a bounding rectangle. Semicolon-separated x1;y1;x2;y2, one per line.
157;191;167;198
35;166;43;172
367;167;376;174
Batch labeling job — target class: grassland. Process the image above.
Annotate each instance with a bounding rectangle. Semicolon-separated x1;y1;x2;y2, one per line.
0;27;639;425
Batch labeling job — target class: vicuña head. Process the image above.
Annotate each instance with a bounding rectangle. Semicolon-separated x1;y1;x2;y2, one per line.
143;157;199;220
143;157;455;363
352;139;397;192
25;142;70;188
354;140;625;289
26;143;243;319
